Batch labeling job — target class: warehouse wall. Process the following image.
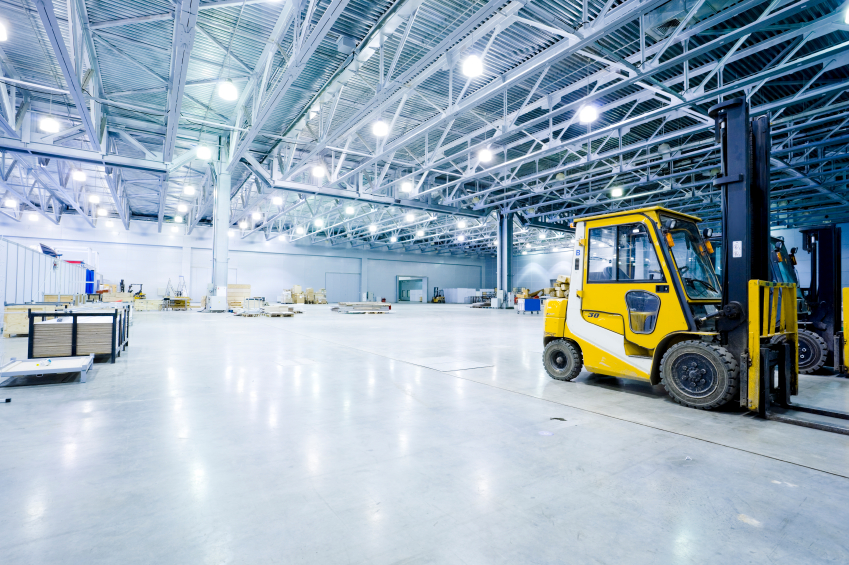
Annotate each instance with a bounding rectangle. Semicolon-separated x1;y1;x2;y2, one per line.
0;216;485;304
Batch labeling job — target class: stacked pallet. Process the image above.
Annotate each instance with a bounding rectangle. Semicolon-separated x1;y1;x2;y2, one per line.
3;305;63;338
262;304;295;317
31;317;116;357
291;285;305;304
102;292;135;302
44;294;80;305
333;302;392;314
315;289;328;304
134;299;163;311
227;284;251;309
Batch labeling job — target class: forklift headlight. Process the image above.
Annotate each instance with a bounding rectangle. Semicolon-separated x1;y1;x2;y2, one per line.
702;228;713;239
664;219;677;230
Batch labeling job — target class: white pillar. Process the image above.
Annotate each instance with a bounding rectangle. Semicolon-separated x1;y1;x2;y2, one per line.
212;163;230;292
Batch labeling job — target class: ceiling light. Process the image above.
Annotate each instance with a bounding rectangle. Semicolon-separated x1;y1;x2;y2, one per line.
555;172;566;181
372;120;389;137
177;204;188;212
239;220;248;229
400;181;413;193
539;234;546;240
458;235;465;242
29;213;38;222
345;206;355;214
611;187;624;197
369;224;377;233
183;185;196;195
296;226;305;234
457;220;467;229
39;116;60;133
390;236;397;243
416;229;424;237
314;218;324;228
97;208;108;216
522;250;528;255
196;146;212;160
106;220;114;227
4;198;15;207
405;213;415;222
88;195;100;204
175;215;183;223
578;105;599;124
0;22;7;42
272;196;283;206
252;211;262;220
478;149;493;163
217;79;238;101
312;165;326;178
72;170;86;182
462;54;483;78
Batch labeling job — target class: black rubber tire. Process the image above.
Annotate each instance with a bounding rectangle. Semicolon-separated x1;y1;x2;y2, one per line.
543;339;583;381
796;329;827;374
660;341;738;410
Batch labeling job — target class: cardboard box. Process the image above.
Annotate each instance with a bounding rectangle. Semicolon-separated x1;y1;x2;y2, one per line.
292;285;302;294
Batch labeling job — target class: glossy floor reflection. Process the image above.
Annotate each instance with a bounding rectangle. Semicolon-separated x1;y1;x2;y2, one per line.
1;304;848;564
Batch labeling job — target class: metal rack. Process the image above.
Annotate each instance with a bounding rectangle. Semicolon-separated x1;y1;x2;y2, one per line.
27;304;130;364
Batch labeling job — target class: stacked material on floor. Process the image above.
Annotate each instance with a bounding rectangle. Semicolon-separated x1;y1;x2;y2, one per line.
32;316;116;357
551;275;570;298
262;304;295;317
102;292;136;302
291;285;305;304
3;305;64;337
314;289;327;304
227;284;251;309
470;301;492;308
133;299;163;311
43;294;82;305
332;302;392;314
280;290;293;304
305;288;315;304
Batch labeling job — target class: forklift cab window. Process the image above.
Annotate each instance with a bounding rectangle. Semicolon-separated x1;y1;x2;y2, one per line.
587;223;664;282
587;227;616;281
661;216;721;300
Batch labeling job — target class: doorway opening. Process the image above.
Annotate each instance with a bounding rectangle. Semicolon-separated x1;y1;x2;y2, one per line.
397;276;427;303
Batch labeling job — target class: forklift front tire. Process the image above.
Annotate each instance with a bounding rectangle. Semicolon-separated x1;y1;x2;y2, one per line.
543;339;583;381
796;329;827;374
660;341;738;410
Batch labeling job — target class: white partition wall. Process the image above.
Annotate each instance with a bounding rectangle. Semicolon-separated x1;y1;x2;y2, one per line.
0;238;87;310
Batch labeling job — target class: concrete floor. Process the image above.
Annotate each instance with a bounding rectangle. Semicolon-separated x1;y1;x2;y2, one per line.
2;304;849;564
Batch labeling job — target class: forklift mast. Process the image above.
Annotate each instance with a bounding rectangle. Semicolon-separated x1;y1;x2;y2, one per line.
800;225;842;366
709;99;772;361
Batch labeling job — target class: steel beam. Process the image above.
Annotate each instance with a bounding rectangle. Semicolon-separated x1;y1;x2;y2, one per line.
164;0;200;162
34;0;101;152
227;0;351;171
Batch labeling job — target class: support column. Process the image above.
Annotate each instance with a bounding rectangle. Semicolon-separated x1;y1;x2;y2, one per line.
181;244;191;296
361;258;368;301
212;162;230;292
496;211;513;301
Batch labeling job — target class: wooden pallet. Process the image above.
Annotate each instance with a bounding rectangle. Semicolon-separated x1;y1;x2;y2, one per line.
263;312;295;318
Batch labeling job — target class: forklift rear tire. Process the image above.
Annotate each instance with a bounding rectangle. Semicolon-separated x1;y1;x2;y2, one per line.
795;329;827;374
543;339;583;381
660;341;738;410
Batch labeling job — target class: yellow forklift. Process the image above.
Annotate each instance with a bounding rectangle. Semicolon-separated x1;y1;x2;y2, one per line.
541;99;849;432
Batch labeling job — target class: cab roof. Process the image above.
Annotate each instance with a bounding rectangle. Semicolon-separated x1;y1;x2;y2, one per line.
574;206;703;224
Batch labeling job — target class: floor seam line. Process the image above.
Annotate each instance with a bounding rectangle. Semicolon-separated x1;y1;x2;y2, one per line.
255;317;849;479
